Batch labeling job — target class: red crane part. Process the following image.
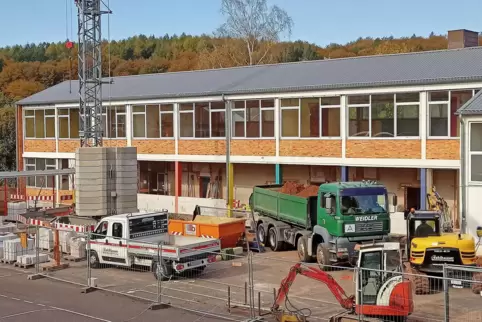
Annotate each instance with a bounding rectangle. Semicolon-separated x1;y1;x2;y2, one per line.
272;263;355;311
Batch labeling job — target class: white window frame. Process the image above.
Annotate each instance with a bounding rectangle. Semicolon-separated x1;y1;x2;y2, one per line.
24;110;35;139
232;99;275;139
25;158;57;188
179;103;195;138
280;98;300;139
209;102;226;138
24;108;55;139
347;93;420;138
104;106;126;138
428;89;478;139
132;105;147;138
469;122;482;184
160;104;174;138
58;108;70;138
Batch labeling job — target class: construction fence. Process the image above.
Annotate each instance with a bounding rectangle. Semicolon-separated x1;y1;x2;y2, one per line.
1;224;482;322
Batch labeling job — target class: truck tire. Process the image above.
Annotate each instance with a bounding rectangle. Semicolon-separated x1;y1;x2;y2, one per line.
257;223;267;246
88;250;100;269
268;227;284;252
297;236;311;262
153;260;173;281
316;244;332;271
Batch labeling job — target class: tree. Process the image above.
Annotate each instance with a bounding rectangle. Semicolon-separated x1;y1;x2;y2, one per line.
3;79;45;100
216;0;294;65
0;94;15;171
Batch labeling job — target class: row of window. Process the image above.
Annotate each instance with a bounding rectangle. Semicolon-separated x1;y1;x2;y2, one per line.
24;158;70;189
24;90;479;139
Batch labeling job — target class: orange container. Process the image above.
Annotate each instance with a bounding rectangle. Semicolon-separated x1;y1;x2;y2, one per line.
168;216;246;249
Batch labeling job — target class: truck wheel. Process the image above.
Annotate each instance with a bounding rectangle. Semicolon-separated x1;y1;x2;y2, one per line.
257;223;267;246
268;227;284;252
316;244;333;271
153;260;172;281
88;251;100;269
297;236;311;262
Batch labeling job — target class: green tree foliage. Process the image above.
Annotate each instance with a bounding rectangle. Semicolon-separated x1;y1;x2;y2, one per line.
0;93;15;171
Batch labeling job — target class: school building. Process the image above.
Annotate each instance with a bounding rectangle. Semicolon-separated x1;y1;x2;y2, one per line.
15;30;482;236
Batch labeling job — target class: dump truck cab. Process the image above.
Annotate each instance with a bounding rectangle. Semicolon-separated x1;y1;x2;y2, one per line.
404;210;476;274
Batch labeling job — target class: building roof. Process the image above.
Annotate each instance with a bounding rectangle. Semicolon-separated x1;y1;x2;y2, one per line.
457;90;482;115
17;46;482;106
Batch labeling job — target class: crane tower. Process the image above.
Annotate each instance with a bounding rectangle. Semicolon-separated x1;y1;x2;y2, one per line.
75;0;111;147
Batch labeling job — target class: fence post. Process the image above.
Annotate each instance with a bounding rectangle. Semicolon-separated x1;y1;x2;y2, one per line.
86;231;91;287
248;251;255;318
35;224;40;274
357;266;362;321
443;264;450;322
150;242;168;310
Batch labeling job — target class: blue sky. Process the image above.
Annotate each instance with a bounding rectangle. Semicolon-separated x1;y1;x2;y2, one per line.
1;0;481;47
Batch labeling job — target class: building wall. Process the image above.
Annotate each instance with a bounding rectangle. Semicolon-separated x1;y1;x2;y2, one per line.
233;164;275;205
467;186;482;254
432;169;458;223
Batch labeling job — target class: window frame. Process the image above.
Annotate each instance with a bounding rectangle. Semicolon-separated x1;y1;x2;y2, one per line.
25;158;58;189
178;102;227;139
24;108;56;139
428;89;478;139
280;97;342;139
347;93;420;139
469;122;482;184
104;106;127;139
231;99;275;139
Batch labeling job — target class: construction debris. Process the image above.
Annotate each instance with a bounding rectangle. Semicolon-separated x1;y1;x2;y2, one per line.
280;182;319;197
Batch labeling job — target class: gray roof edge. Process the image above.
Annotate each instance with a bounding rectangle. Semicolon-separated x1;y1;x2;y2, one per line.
17;75;482;107
456;90;482;115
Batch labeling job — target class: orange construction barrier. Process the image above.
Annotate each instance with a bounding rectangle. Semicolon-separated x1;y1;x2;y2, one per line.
168;216;246;249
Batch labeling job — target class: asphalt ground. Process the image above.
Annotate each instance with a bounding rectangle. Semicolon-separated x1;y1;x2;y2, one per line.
0;267;227;322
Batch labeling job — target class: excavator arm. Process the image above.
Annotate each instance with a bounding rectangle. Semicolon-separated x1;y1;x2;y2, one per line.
272;263;355;312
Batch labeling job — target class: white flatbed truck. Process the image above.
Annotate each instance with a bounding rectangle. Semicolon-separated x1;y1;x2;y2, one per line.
87;211;221;280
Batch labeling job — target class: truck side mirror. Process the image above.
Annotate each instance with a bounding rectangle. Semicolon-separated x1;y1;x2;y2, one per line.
325;197;333;214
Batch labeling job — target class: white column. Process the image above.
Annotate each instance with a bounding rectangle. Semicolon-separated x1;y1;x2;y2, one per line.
126;104;132;146
420;91;427;160
340;95;347;159
55;107;59;153
55;158;60;206
174;103;179;155
274;98;280;158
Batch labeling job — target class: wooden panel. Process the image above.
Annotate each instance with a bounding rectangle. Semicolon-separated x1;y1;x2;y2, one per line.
426;140;460;160
24;139;56;153
231;140;276;156
280;140;342;157
346;140;421;159
132;140;175;154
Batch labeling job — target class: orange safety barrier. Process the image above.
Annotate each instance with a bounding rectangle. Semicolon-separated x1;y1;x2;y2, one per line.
168;216;246;249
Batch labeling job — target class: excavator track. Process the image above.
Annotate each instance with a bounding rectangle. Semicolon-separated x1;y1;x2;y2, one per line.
471;272;482;294
404;263;430;295
329;312;399;322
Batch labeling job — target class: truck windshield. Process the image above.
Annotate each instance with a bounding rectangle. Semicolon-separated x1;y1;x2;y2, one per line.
340;194;387;215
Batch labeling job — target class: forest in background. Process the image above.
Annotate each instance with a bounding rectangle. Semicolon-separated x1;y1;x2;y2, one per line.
0;32;480;172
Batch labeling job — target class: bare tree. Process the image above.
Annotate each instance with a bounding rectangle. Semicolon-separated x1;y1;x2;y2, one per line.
217;0;294;66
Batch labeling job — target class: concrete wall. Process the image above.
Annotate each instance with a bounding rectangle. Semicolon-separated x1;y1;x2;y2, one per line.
467;186;482;254
137;193;225;214
233;164;275;205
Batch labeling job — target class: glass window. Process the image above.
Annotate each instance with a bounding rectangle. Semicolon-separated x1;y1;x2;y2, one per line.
397;105;419;136
112;223;123;238
396;92;420;103
261;109;274;137
34;110;45;138
232;110;245;137
471;155;482;182
160;113;174;138
429;104;448;136
70;109;79;138
320;97;340;106
133;114;145;138
429;91;449;102
25;117;35;138
470;123;482;152
195;102;210;138
117;113;126;138
450;91;472;137
146;105;160;138
45;115;55;138
348;106;369;137
322;108;340;137
280;98;299;107
246;101;260;137
300;98;319;138
281;109;299;137
348;95;369;105
211;110;225;137
179;112;194;137
371;94;394;137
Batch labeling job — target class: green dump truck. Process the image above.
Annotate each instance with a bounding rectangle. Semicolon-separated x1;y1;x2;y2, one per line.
250;181;397;269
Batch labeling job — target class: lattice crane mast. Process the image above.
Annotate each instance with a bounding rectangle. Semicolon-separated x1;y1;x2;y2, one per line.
74;0;111;147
